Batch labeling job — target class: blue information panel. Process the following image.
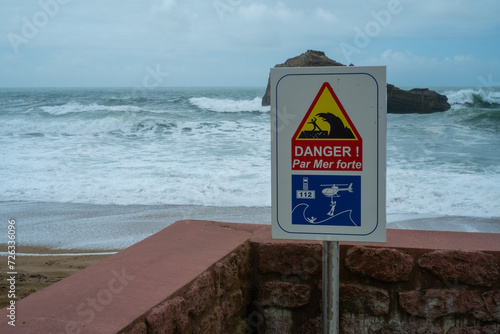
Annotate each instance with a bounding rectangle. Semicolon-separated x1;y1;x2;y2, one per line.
292;175;361;227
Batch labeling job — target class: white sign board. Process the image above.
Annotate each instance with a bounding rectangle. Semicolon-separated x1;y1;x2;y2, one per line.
271;66;386;242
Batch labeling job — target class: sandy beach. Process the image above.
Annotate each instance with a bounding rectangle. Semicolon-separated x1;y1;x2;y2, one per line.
1;201;499;308
0;246;117;308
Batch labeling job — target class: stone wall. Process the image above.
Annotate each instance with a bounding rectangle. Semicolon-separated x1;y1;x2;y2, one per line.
134;242;252;333
250;242;500;334
2;221;499;334
124;227;500;334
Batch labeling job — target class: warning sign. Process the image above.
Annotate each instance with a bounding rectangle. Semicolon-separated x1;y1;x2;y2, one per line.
271;66;386;242
292;82;362;171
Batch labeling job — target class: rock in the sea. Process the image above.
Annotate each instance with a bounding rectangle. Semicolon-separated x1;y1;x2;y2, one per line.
261;50;451;114
261;50;346;107
387;84;450;113
274;49;345;68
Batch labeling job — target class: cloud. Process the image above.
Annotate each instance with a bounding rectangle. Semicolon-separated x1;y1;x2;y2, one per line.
371;49;486;86
444;55;474;63
380;49;432;64
208;2;306;49
152;0;177;12
315;7;337;23
0;0;498;87
385;0;500;37
380;49;474;66
236;2;302;23
237;3;268;21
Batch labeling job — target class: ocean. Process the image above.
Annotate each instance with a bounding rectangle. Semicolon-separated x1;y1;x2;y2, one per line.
1;86;499;220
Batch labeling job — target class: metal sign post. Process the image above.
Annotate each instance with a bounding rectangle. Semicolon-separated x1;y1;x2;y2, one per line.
270;66;386;333
322;241;340;333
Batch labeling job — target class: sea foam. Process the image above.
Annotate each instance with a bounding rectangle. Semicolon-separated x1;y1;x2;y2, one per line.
189;97;269;113
40;102;145;115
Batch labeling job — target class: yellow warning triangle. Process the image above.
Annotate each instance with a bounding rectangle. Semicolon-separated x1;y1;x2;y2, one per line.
293;82;361;140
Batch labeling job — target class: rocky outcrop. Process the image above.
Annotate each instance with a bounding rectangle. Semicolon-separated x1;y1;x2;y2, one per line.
261;50;346;107
387;84;451;113
275;49;346;68
261;50;451;114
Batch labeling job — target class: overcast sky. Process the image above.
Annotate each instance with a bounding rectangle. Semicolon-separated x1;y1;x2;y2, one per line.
1;0;499;88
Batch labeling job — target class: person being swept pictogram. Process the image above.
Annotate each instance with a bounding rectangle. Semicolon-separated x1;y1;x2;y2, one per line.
307;117;323;132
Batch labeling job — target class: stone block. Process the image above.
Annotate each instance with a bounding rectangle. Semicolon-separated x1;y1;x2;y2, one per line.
299;318;321;334
368;319;445;334
447;326;500;334
340;283;389;315
221;289;245;323
368;322;406;334
480;324;500;334
213;260;238;294
399;289;483;318
477;290;500;321
120;321;147;334
263;308;293;334
213;242;251;295
145;296;188;334
193;305;224;333
340;316;364;334
447;327;481;334
345;246;414;282
403;320;444;334
258;243;322;276
259;281;311;308
341;318;444;334
185;271;215;317
419;250;499;287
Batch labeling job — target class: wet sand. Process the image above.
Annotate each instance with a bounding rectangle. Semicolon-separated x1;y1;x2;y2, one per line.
0;246;118;308
0;201;272;249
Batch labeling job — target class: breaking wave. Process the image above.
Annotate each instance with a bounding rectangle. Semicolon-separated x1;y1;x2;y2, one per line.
445;88;500;109
40;102;146;115
189;97;269;113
